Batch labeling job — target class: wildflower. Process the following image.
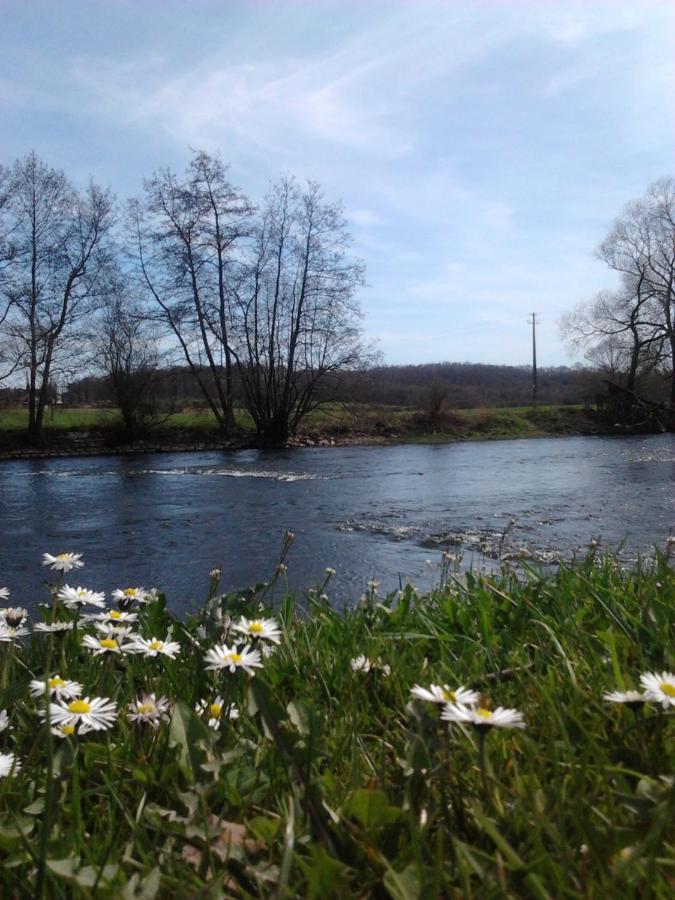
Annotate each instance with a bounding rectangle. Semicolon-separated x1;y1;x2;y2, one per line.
128;636;180;659
442;703;526;730
0;623;30;642
82;633;133;655
640;671;675;709
92;610;138;624
0;587;9;600
277;563;288;574
127;694;171;729
325;567;336;576
52;723;77;739
0;607;28;627
111;587;149;606
42;552;84;573
33;621;74;634
204;643;263;675
232;616;282;644
367;579;379;591
43;696;117;734
209;568;221;579
0;710;8;732
411;684;480;706
603;690;646;708
57;586;105;609
350;655;391;675
29;675;83;702
94;622;136;640
196;695;239;729
0;753;21;777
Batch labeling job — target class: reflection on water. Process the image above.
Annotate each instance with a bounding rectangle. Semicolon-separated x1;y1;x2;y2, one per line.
0;435;672;614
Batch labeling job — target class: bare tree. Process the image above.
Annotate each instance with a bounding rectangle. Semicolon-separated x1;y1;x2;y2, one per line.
231;178;368;446
96;271;168;436
128;151;252;433
0;152;113;441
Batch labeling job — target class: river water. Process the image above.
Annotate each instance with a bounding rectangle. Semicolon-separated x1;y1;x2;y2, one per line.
0;434;672;614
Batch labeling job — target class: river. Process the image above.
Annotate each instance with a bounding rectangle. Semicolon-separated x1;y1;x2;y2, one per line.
0;434;672;614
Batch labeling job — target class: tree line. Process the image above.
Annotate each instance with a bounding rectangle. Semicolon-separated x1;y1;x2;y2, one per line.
0;151;370;445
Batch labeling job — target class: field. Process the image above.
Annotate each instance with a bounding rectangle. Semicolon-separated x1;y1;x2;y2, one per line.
0;546;672;897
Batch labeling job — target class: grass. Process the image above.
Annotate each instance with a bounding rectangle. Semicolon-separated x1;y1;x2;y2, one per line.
0;545;673;897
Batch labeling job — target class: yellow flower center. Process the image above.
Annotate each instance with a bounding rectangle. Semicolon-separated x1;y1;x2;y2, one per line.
48;677;66;689
100;638;117;649
229;653;242;664
149;640;163;651
442;689;456;702
123;588;137;596
659;682;675;697
209;703;223;718
57;554;70;561
76;589;87;597
110;611;122;620
68;700;91;714
61;724;75;735
249;622;264;634
477;708;493;719
137;703;155;715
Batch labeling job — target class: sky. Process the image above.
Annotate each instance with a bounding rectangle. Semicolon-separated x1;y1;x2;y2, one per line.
1;0;674;366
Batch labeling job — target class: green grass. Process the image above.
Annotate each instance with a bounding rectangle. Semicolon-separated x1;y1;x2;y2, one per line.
0;547;673;897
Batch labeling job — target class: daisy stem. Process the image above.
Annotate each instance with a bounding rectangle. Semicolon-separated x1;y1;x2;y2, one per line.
478;729;490;801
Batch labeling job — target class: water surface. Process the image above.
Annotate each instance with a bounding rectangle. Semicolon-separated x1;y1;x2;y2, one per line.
0;434;672;614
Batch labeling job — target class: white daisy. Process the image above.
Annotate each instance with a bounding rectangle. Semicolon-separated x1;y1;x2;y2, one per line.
0;607;28;627
640;671;675;709
52;723;77;739
94;622;136;640
33;621;74;634
411;684;480;706
127;694;171;729
196;696;239;730
111;587;149;605
42;696;117;734
441;703;526;730
0;588;9;600
82;633;134;655
57;586;106;609
0;710;8;732
325;567;336;576
231;616;282;644
603;690;647;706
94;610;139;624
0;753;21;777
42;552;84;573
0;624;30;642
29;675;83;702
128;636;180;659
350;655;391;675
204;643;263;675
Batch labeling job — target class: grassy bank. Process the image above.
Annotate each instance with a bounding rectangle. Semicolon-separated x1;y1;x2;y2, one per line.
0;548;673;897
0;403;603;457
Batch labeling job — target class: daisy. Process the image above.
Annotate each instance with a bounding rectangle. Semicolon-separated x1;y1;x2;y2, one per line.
94;622;136;640
93;610;138;624
0;753;21;777
640;671;675;709
0;588;9;601
111;587;149;605
603;690;647;707
0;607;28;627
52;723;77;739
204;643;263;675
43;696;117;734
29;675;83;702
128;636;180;659
42;552;84;573
33;621;74;634
82;633;134;656
196;696;240;730
57;586;106;609
350;656;391;676
442;703;526;730
411;684;480;706
231;616;282;644
127;694;171;729
0;710;8;732
325;567;336;576
0;624;30;642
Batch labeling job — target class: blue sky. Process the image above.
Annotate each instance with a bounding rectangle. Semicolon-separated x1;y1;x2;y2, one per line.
2;0;674;365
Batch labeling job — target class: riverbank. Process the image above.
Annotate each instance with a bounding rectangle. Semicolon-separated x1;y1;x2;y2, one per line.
0;404;606;460
0;551;672;896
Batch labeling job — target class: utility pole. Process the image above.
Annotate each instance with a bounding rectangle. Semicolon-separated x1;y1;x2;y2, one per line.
529;313;538;405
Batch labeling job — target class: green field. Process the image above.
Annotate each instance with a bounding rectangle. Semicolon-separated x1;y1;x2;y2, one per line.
0;549;672;896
